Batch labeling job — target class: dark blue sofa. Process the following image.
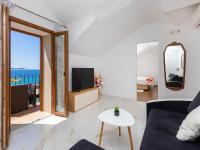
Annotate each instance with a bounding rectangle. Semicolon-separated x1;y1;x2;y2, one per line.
70;139;104;150
140;99;200;150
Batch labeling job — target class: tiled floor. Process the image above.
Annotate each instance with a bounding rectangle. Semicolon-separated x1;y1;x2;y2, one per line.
11;104;51;131
8;95;146;150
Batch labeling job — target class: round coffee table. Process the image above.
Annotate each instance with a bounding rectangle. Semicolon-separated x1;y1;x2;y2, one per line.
98;109;135;150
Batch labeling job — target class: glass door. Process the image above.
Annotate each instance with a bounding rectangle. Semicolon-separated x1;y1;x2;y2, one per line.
52;31;68;117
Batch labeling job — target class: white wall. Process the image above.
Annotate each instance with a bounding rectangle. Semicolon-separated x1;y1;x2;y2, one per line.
157;25;200;99
42;35;52;113
69;54;99;91
98;22;200;100
98;36;137;100
137;42;159;85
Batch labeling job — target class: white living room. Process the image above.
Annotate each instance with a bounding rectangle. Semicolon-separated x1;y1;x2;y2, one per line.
1;1;200;150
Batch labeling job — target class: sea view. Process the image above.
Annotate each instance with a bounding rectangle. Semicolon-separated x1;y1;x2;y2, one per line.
11;69;40;86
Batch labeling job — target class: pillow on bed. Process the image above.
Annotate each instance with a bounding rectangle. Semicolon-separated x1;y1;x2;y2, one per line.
177;106;200;141
188;91;200;113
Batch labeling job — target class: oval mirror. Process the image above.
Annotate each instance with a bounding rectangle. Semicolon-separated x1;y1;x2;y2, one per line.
164;42;186;90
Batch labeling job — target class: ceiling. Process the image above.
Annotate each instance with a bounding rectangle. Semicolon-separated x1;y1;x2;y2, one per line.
12;0;200;57
41;0;200;24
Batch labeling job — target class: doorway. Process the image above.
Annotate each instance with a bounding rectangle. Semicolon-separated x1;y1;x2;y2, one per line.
1;12;68;149
137;41;159;102
10;26;50;131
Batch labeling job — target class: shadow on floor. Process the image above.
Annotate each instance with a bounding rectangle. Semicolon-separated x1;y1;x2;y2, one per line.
11;104;51;131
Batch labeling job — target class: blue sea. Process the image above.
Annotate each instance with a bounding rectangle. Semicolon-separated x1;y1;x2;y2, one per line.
11;69;40;85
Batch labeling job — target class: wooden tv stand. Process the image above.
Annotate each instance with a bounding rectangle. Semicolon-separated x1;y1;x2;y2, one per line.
69;87;99;112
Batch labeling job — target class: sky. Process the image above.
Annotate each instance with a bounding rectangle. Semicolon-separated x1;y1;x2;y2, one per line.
11;31;40;70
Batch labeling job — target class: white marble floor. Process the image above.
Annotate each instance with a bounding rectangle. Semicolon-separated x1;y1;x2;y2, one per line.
7;95;146;150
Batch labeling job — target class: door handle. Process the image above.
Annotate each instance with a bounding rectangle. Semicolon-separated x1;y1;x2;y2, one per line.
2;97;6;101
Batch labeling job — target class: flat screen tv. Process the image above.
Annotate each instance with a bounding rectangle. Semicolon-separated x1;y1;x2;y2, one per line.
72;68;94;91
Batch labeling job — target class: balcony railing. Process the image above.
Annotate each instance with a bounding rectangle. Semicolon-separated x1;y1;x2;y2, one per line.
11;74;40;86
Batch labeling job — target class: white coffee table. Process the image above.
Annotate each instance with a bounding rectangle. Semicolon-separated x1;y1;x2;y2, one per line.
98;109;135;150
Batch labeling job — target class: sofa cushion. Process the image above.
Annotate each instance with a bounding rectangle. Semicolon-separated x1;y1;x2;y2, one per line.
177;106;200;141
188;91;200;113
140;109;200;150
69;139;104;150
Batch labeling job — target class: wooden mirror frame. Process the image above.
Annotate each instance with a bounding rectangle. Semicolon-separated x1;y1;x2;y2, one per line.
163;42;186;91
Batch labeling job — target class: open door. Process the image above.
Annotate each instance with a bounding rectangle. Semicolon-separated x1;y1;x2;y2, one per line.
52;31;68;117
1;4;10;149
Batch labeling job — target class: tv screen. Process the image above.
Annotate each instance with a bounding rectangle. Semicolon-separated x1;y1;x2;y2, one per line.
72;68;94;91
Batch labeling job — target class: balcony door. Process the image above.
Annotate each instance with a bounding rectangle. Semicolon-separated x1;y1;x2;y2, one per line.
52;32;68;117
2;4;10;149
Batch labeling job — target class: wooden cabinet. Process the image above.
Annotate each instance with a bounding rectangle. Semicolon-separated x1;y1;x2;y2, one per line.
69;87;99;112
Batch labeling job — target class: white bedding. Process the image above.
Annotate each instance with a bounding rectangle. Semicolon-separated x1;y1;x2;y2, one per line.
137;77;147;85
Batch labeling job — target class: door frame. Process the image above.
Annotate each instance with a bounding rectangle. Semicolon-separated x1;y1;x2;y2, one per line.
51;31;68;117
136;41;159;102
2;14;69;149
9;16;55;111
9;18;47;112
2;4;10;149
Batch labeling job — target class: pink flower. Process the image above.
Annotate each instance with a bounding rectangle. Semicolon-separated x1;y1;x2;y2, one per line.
95;75;103;87
146;76;154;85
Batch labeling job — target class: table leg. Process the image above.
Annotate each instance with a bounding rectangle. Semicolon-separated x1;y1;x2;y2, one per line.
98;122;104;146
119;126;121;136
128;126;134;150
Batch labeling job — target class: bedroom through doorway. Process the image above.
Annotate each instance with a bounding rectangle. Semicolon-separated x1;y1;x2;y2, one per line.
137;41;159;102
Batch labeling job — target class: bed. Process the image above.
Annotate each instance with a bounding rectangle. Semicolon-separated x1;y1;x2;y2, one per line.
137;77;151;91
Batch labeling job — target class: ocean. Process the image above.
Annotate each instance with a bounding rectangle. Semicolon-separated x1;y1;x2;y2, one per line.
11;69;40;85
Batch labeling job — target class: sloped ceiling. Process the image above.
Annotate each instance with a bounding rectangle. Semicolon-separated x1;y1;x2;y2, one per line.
16;0;200;57
68;0;159;56
157;0;200;12
160;4;199;27
11;0;61;31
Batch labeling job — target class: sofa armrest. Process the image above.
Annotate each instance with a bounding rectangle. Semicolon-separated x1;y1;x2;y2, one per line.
147;98;192;118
